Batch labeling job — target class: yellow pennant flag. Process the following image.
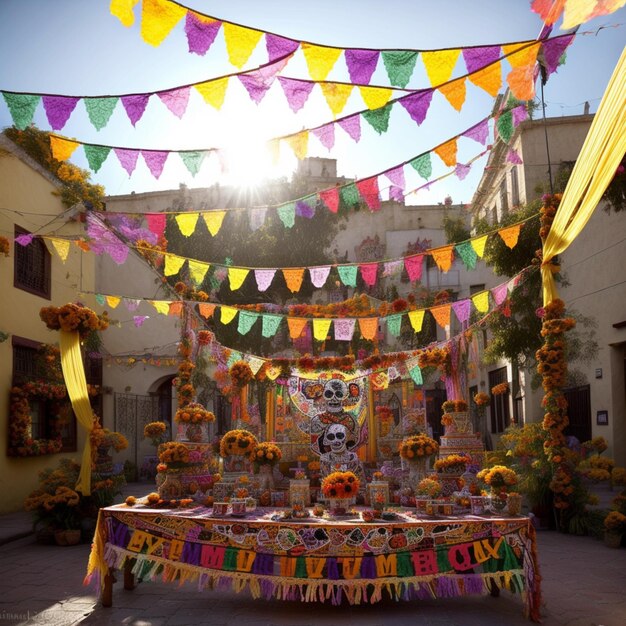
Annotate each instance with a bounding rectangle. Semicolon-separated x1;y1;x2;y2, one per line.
141;0;186;47
499;224;521;249
358;86;393;110
301;43;342;81
319;83;354;117
287;318;307;339
408;309;425;333
106;295;121;309
175;213;199;237
283;132;309;160
472;291;490;313
421;49;461;86
358;317;378;341
265;365;282;381
312;319;332;342
471;235;488;258
434;138;457;167
503;42;541;101
283;268;305;293
503;42;541;68
150;300;170;315
430;304;451;329
50;136;79;162
222;22;263;68
164;254;186;276
431;246;454;273
220;306;238;325
228;267;249;291
188;260;209;285
438;77;466;111
110;0;140;27
202;210;226;236
49;238;70;262
469;61;502;97
198;303;215;318
195;77;230;110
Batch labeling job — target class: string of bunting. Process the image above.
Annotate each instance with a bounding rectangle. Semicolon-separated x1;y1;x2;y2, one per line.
1;31;575;133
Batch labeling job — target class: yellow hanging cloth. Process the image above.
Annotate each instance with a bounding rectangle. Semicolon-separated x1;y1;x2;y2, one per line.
301;43;342;81
283;132;309;160
320;83;354;117
50;136;80;161
195;78;230;110
421;49;461;86
471;235;488;258
175;213;199;237
141;0;186;47
472;291;490;313
59;330;96;495
164;254;186;276
222;22;263;68
358;86;393;110
541;47;626;305
110;0;140;27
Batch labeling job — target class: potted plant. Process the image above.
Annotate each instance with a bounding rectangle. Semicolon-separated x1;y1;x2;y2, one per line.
477;465;519;512
250;441;282;491
25;486;82;545
321;471;360;516
399;433;439;484
603;511;626;548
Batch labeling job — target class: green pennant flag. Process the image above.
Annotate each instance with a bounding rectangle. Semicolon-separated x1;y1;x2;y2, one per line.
84;97;119;131
409;153;432;180
381;51;419;88
180;150;206;176
95;294;106;306
237;311;259;335
337;265;358;287
227;350;243;367
2;92;40;130
340;183;360;209
261;313;282;338
84;144;111;173
362;103;393;134
455;241;477;270
497;110;514;143
409;365;423;386
386;313;402;337
277;203;295;228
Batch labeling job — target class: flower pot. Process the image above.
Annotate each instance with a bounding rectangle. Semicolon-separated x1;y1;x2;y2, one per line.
258;464;276;492
54;529;81;546
604;531;622;549
490;490;507;513
176;421;208;443
328;498;352;516
507;493;523;516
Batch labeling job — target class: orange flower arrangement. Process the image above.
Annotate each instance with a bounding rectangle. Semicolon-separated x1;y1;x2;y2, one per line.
174;403;215;424
441;413;454;427
251;441;282;466
417;347;450;371
442;400;468;413
477;465;518;491
474;392;491;406
321;471;361;499
434;454;471;473
219;429;258;457
40;303;109;338
143;421;167;447
399;433;439;460
158;442;190;466
229;361;254;388
491;382;509;395
0;235;10;256
415;477;442;498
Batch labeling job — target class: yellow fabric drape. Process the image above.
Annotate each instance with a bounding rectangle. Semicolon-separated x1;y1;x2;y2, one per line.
59;330;95;495
541;47;626;306
50;136;79;162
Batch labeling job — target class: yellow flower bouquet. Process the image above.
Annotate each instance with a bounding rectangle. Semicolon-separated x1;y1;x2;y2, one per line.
219;429;258;457
251;441;282;467
415;478;442;498
321;471;361;499
434;454;471;473
477;465;518;490
174;403;215;424
399;433;439;460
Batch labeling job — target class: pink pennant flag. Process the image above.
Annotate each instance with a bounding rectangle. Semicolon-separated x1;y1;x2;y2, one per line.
385;165;405;190
400;90;433;126
142;151;169;179
491;283;508;306
121;94;150;126
404;255;423;282
309;266;331;288
360;263;378;287
265;33;300;62
114;148;140;176
452;299;471;323
133;315;149;327
277;77;315;113
311;124;335;151
507;149;523;164
254;269;276;292
512;105;528;127
344;49;380;85
338;115;361;142
319;188;340;213
334;318;356;341
389;186;404;202
463;118;489;145
455;162;471;180
157;86;191;118
146;213;166;239
356;177;380;211
42;96;79;130
184;12;221;55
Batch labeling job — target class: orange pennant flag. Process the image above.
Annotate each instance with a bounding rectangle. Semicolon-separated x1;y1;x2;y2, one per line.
283;132;309;160
421;49;461;86
498;224;521;249
287;318;307;339
168;301;183;317
430;304;451;329
503;42;541;101
358;317;379;341
438;77;466;111
50;136;80;161
283;268;305;293
434;138;457;167
198;303;216;318
301;43;342;81
468;61;502;97
431;246;454;272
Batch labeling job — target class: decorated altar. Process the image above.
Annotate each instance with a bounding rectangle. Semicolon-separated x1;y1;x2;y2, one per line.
86;502;541;621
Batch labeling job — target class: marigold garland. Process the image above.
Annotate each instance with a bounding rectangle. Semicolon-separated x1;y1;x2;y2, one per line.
229;361;254;388
174;402;215;424
219;429;258;457
434;454;471;472
40;303;109;338
491;382;509;395
399;433;439;460
321;471;361;499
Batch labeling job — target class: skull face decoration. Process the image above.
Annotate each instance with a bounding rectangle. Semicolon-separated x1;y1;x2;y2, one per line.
323;423;349;455
323;380;348;413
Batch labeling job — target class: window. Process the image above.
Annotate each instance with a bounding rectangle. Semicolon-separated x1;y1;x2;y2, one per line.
14;226;51;299
499;178;509;215
470;284;485;295
511;166;520;206
488;367;510;434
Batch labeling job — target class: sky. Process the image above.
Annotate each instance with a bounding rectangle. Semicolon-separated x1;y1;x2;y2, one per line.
0;0;624;207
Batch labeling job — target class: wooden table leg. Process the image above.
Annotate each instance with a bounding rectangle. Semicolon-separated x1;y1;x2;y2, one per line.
102;568;114;607
124;561;135;591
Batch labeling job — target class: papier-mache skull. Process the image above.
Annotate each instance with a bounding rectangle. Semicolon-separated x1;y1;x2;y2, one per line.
323;379;348;413
323;423;349;455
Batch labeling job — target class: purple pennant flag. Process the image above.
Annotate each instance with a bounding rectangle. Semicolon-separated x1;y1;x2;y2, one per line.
133;316;149;327
462;45;501;74
42;95;79;130
124;298;141;311
238;56;291;105
265;33;299;63
105;242;129;265
157;86;191;118
344;49;380;85
121;94;150;126
334;318;356;341
463;118;489;145
541;34;575;77
277;77;315;113
400;90;433;126
184;12;221;55
491;283;508;306
296;200;315;219
512;105;528;127
507;149;523;164
452;299;471;323
385;165;405;189
455;162;471;180
114;148;140;176
337;115;361;142
142;151;169;179
311;124;335;151
15;233;34;246
389;186;404;202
